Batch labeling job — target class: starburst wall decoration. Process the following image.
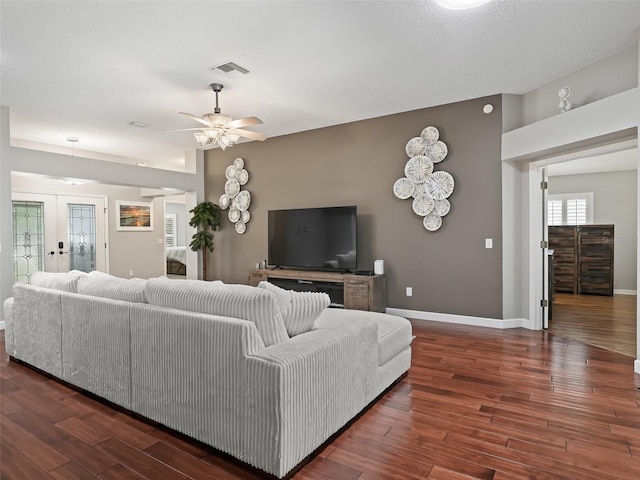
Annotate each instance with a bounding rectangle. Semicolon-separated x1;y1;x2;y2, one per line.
219;158;251;234
393;126;454;231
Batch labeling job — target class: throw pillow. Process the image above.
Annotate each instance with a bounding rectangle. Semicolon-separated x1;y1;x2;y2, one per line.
257;281;330;336
29;270;87;292
77;271;148;303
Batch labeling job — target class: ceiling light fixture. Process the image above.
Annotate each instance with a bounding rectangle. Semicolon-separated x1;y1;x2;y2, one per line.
433;0;493;10
164;83;266;151
66;136;79;156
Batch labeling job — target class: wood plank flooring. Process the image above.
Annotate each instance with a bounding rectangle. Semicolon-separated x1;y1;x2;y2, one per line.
550;293;637;357
2;321;640;479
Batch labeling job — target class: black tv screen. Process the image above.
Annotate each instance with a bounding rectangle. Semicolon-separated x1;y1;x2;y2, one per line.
268;206;357;271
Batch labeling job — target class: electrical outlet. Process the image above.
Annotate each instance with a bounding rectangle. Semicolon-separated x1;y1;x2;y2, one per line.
485;238;493;249
406;287;413;297
129;270;134;277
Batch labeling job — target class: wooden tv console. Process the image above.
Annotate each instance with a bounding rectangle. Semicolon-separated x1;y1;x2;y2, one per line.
248;268;386;312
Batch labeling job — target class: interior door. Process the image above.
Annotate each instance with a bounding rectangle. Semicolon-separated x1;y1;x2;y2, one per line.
541;167;550;329
11;192;106;282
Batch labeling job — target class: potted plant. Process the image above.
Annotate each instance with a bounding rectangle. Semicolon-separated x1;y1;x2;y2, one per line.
189;201;222;281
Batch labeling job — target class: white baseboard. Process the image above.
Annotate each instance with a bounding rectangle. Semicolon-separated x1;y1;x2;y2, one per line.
0;321;5;331
614;289;637;295
635;359;640;374
385;307;530;330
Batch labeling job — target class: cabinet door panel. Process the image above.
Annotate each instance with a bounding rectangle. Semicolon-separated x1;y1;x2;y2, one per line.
578;225;614;296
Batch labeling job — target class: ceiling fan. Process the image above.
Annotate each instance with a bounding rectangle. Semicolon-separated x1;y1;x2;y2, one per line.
168;83;267;150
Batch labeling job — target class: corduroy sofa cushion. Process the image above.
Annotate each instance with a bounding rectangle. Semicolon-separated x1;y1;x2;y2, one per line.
29;270;87;292
77;271;148;303
145;279;289;346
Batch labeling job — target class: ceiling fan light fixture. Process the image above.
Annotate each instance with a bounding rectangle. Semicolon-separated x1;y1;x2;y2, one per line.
171;82;266;150
218;134;231;148
203;113;231;127
194;132;210;147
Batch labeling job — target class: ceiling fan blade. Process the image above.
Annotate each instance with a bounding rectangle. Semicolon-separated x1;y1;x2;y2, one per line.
179;112;214;127
161;127;218;132
228;116;263;129
228;128;267;141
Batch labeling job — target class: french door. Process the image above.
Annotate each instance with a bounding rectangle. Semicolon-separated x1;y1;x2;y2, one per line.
11;192;107;283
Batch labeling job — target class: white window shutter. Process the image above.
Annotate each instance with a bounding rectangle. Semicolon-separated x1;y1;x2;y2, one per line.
547;200;563;226
566;198;588;225
165;214;176;247
547;193;592;226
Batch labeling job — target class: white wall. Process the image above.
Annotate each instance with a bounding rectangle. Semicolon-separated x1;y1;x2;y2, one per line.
0;105;205;322
521;45;638;126
549;169;638;291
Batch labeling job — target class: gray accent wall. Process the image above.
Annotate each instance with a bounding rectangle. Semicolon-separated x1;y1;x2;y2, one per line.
205;95;504;319
549;169;638;291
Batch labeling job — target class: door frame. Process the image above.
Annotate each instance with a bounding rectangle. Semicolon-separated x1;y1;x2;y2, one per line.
11;189;110;274
526;139;638;331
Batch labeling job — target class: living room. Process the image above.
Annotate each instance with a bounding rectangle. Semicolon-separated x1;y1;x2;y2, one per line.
1;1;640;479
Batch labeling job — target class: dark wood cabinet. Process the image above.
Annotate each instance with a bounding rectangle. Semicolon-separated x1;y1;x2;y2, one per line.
548;226;578;293
248;269;386;312
578;225;614;295
548;225;614;296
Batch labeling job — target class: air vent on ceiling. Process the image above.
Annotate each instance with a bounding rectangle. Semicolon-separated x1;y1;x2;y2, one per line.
210;61;250;75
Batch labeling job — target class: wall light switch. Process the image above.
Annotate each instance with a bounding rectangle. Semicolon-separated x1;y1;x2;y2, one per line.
485;238;493;249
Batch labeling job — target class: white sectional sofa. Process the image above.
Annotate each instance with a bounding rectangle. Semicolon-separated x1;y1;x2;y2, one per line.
3;271;412;478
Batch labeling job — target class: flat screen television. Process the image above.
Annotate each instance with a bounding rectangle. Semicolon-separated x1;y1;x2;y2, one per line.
268;206;357;271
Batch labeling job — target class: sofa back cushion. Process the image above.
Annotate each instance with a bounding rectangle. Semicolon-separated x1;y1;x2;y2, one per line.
77;271;148;303
145;279;289;346
257;281;330;336
29;270;87;292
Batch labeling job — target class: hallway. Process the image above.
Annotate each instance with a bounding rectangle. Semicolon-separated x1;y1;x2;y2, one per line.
550;293;637;357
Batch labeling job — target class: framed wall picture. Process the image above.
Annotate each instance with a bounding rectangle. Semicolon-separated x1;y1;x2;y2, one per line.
116;201;153;231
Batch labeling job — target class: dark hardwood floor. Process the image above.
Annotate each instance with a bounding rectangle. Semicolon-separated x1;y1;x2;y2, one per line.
550;293;637;357
2;320;640;479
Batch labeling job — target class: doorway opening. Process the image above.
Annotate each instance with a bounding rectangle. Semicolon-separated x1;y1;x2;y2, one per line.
11;191;107;282
541;145;637;357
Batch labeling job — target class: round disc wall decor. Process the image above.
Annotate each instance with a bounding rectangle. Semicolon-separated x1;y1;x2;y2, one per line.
404;155;434;184
393;177;415;200
220;158;252;234
393;126;454;231
405;137;426;157
421;126;439;145
424;171;454;200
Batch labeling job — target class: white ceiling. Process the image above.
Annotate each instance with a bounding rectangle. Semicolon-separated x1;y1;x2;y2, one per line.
547;148;638;176
2;1;640;170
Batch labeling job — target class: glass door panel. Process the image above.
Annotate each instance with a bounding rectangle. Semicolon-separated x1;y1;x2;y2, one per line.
57;196;106;273
11;192;106;278
11;201;45;284
66;203;97;272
